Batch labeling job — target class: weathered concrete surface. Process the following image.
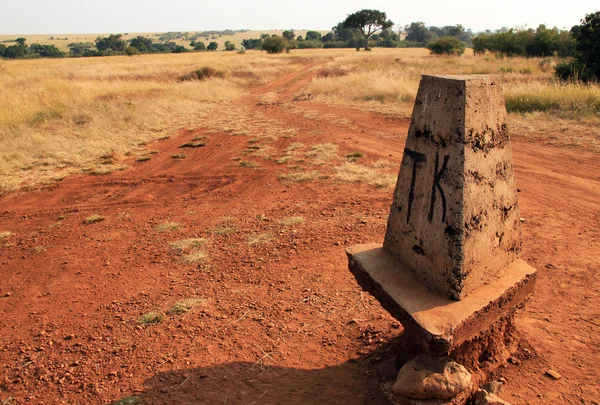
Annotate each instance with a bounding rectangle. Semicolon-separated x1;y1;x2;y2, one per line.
346;244;536;355
384;75;522;300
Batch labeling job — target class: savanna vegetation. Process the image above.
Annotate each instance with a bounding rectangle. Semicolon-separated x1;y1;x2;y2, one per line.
0;9;599;192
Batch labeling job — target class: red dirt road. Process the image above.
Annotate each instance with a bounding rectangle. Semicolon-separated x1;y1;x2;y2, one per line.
1;66;599;405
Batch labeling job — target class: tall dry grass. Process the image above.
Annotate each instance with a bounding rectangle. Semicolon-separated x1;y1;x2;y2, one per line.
1;47;599;191
0;52;293;190
306;48;600;150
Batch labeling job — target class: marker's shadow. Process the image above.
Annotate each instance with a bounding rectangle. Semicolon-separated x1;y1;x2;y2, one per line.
135;335;420;405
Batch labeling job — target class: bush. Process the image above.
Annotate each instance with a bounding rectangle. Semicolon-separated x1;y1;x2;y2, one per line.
427;37;465;55
207;41;218;51
262;36;288;54
224;41;236;51
124;46;139;56
297;40;324;49
129;36;153;53
178;66;224;81
191;40;206;50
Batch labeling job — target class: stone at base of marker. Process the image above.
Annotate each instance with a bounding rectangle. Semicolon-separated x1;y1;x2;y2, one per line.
346;243;536;356
383;381;474;405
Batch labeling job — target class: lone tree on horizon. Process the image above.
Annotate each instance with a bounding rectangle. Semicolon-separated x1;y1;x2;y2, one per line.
342;9;394;50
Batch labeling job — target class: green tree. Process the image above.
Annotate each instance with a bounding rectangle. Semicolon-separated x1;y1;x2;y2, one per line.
224;41;236;51
572;11;600;81
96;34;126;52
342;9;393;50
305;31;322;41
427;37;466;55
29;43;64;58
242;38;262;49
405;22;433;44
282;30;295;40
207;41;218;51
130;36;154;53
322;32;336;42
262;36;288;54
68;42;93;56
191;40;206;50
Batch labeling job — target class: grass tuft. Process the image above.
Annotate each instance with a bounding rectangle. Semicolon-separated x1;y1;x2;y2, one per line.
334;162;396;188
139;312;163;325
83;214;105;224
182;250;208;264
278;171;323;182
168;298;206;315
306;143;338;165
0;231;13;240
237;161;259;168
346;151;365;162
156;222;182;232
169;237;207;252
114;397;142;405
280;216;305;226
179;141;206;148
247;233;272;246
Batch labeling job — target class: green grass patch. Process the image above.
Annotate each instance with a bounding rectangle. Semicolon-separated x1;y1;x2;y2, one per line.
139;312;163;325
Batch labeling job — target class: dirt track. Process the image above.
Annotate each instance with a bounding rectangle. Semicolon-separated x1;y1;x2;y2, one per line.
1;65;599;405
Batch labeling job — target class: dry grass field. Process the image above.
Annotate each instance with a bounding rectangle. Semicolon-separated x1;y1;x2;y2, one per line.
1;48;599;192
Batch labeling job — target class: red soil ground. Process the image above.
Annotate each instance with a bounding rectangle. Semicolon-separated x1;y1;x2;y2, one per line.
0;66;599;405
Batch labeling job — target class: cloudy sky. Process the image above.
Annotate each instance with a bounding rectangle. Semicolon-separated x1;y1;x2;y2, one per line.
1;0;597;34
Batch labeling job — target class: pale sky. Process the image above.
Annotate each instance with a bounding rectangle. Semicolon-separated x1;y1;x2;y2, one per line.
0;0;597;34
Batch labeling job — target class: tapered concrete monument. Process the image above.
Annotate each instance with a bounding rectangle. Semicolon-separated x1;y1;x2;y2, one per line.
347;75;536;358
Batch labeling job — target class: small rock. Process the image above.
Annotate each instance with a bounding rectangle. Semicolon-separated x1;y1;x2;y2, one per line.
482;381;503;395
545;263;556;270
392;354;471;400
474;389;512;405
545;369;561;380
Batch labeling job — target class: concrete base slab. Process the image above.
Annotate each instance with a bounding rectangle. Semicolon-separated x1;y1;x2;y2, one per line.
347;244;536;356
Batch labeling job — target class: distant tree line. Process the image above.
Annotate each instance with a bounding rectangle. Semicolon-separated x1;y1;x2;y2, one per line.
472;25;574;57
0;38;63;59
0;30;249;59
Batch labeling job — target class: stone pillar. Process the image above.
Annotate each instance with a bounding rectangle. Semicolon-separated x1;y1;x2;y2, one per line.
346;74;536;405
384;75;522;300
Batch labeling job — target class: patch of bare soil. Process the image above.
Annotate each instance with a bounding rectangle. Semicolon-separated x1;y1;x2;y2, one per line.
0;65;599;405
